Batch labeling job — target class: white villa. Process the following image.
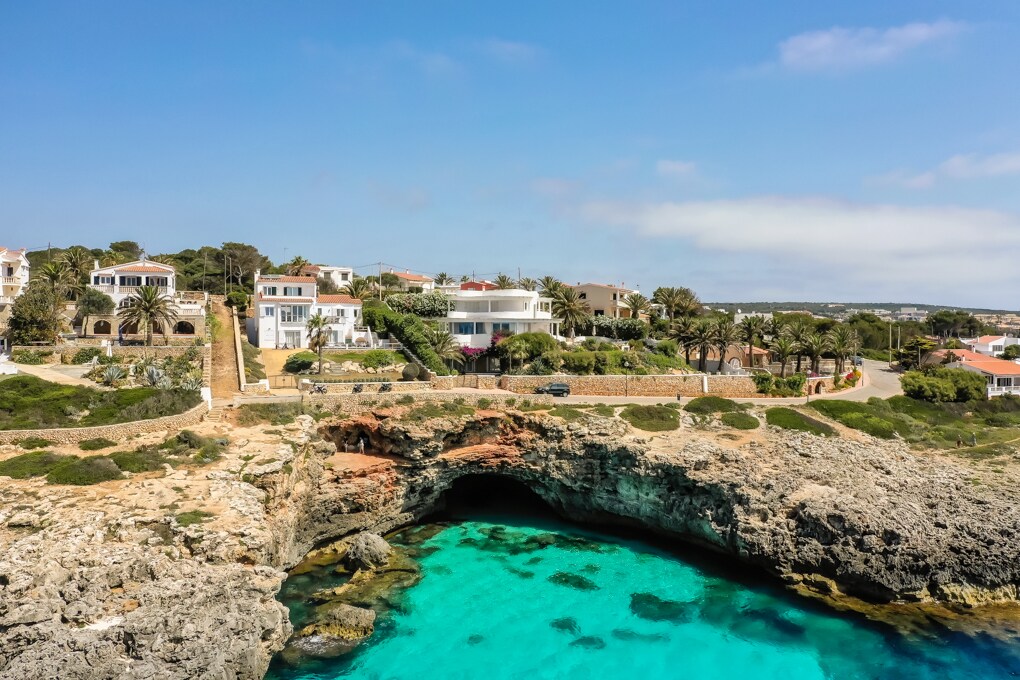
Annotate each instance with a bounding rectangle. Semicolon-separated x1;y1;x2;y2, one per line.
962;335;1020;358
390;270;435;293
0;247;30;351
436;281;560;351
250;271;369;349
301;264;354;290
86;259;207;339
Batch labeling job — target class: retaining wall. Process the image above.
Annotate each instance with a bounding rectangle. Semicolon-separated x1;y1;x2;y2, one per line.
498;373;763;397
0;402;210;446
300;380;434;395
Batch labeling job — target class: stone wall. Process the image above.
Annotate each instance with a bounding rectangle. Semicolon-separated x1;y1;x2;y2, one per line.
431;374;500;390
299;380;434;395
498;373;765;397
12;344;210;363
0;402;210;446
304;391;553;414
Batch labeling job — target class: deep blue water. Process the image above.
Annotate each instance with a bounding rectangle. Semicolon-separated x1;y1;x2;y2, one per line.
267;517;1020;679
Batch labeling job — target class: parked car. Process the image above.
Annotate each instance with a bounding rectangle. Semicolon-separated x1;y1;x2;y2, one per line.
851;356;864;366
536;382;571;397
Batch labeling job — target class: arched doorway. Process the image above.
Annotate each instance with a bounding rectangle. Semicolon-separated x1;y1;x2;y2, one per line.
93;320;112;335
120;321;138;335
174;320;195;335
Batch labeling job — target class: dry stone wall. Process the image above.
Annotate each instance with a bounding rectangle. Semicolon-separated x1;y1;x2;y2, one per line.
0;403;209;446
305;391;552;414
498;373;764;398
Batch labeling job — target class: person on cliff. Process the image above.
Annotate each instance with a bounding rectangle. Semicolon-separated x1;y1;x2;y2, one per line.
358;437;365;454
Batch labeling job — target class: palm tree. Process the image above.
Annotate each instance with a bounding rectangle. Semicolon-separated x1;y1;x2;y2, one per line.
306;313;330;374
517;277;537;292
690;320;717;373
342;278;372;299
35;261;71;291
494;273;516;289
60;246;93;283
763;317;785;343
285;256;311;276
828;324;859;374
714;319;741;373
425;326;465;369
622;292;651;318
669;316;698;364
801;333;831;375
739;315;767;368
550;287;591;342
786;320;812;373
539;276;562;296
435;272;454;286
667;286;702;319
120;285;178;346
770;334;796;378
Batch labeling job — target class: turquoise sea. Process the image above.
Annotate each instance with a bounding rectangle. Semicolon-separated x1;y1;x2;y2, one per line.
268;489;1020;679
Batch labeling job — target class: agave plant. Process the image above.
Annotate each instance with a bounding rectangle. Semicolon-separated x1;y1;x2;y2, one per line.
179;376;204;392
145;365;165;387
156;375;173;390
102;365;127;386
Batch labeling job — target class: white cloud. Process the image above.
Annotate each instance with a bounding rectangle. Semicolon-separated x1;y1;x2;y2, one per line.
776;20;965;72
478;39;543;64
656;160;698;180
581;196;1020;294
871;151;1020;188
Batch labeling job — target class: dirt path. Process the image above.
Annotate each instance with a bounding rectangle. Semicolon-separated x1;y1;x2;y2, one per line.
210;297;240;398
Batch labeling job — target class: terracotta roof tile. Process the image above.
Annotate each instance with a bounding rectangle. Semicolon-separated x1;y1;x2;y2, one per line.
965;360;1020;376
392;271;432;282
972;335;1007;344
316;294;361;304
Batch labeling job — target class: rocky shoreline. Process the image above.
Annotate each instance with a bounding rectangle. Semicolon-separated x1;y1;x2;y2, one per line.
2;406;1020;678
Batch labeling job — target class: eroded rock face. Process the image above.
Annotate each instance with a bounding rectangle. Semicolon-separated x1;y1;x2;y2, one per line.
343;532;391;571
306;410;1020;606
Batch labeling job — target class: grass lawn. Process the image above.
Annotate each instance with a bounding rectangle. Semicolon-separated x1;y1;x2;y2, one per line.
620;404;681;431
765;407;837;437
0;375;201;430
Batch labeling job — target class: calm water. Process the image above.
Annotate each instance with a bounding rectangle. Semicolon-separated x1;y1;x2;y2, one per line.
267;517;1020;680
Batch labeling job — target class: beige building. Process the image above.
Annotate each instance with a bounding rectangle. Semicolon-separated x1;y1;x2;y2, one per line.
0;247;30;351
571;283;639;318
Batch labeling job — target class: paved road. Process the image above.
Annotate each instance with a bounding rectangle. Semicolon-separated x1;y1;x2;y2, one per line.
11;362;98;387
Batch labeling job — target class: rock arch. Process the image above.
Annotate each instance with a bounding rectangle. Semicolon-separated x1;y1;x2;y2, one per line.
174;320;195;335
93;319;112;335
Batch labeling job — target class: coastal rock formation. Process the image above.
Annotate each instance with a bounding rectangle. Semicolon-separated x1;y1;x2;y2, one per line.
292;603;376;657
304;409;1020;606
3;405;1020;679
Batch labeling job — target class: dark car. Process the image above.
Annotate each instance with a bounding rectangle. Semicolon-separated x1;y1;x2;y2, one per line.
536;382;571;397
852;356;864;366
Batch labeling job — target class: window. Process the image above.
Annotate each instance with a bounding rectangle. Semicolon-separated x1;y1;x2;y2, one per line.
579;293;587;299
120;276;142;287
280;305;308;323
492;322;512;332
337;309;345;318
997;377;1012;387
263;306;275;318
455;322;475;335
340;273;349;281
283;286;303;296
262;286;278;296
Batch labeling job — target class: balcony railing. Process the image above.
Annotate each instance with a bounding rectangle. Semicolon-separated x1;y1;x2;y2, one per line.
0;295;15;304
0;276;19;285
92;285;170;296
987;385;1020;396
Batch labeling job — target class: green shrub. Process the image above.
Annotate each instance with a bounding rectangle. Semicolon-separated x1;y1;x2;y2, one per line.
71;347;103;364
840;413;897;439
477;398;493;409
620;405;680;431
175;510;214;527
225;290;248;312
46;456;124;485
901;368;987;403
783;373;807;394
497;333;560;362
283;351;317;374
360;349;394;369
241;339;266;381
721;412;759;430
561;351;596;375
385;292;453;318
396;394;415;405
684;396;740;414
654;339;678;356
765;408;836;436
79;438;118;451
16;436;52;449
11;349;45;365
0;451;69;478
752;373;774;394
109;448;167;472
548;406;586;421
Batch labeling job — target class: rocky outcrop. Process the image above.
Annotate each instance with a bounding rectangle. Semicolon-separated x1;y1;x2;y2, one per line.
304;410;1020;607
343;532;391;571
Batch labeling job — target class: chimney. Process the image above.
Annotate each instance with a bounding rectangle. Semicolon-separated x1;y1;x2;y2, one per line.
93;259;99;271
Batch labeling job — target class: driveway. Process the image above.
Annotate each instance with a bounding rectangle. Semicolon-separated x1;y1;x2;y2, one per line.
11;362;98;387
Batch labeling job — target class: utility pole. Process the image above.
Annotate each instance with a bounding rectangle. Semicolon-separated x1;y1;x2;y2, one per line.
888;322;893;364
378;262;383;301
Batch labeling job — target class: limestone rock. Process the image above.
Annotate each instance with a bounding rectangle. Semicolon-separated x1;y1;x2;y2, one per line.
343;532;391;570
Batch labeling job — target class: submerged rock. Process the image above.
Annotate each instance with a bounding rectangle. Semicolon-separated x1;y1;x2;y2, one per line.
611;628;669;642
630;593;694;623
548;572;600;591
570;635;606;649
296;603;376;646
550;617;581;635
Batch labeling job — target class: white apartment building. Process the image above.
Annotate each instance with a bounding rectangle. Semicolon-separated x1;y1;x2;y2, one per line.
436;283;560;350
86;258;206;338
250;272;368;349
0;247;30;351
963;335;1020;357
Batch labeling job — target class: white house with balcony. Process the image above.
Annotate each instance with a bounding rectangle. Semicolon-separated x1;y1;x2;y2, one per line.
390;270;435;293
436;283;560;350
300;264;354;290
85;259;206;339
947;355;1020;398
0;247;30;351
250;272;369;349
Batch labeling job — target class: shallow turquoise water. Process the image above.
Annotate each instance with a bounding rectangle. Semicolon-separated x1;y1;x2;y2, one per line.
268;517;1020;679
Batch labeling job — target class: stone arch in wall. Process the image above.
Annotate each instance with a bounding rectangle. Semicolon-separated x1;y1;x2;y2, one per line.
93;320;112;335
174;320;195;335
120;321;138;335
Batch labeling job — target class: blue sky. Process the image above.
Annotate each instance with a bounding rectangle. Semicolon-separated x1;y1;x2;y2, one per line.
3;2;1020;307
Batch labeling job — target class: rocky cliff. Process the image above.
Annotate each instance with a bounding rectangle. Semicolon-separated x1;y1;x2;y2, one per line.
3;406;1020;679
